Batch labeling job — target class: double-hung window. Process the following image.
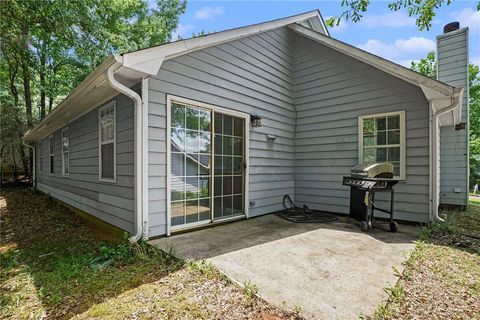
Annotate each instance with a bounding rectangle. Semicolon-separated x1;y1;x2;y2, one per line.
358;111;406;179
38;142;43;173
99;101;116;182
49;135;54;175
62;127;69;176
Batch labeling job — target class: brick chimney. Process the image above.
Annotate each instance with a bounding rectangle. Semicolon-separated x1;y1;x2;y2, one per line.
436;22;469;207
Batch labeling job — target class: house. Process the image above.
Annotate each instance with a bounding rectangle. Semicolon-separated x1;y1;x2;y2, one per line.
23;10;469;241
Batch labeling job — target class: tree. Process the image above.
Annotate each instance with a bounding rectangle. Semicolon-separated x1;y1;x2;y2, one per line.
410;52;480;188
327;0;480;31
410;52;436;78
0;0;186;180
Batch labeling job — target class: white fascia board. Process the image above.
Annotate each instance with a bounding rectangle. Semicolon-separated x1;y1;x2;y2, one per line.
289;24;456;98
122;10;326;76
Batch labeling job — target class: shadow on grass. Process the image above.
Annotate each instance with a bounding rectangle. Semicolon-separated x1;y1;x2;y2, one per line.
0;188;183;319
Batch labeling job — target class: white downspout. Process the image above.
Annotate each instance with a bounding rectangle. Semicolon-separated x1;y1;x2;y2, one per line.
431;94;460;222
107;60;144;243
22;141;36;188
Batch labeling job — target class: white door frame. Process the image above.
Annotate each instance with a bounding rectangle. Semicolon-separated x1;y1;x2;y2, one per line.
166;94;250;236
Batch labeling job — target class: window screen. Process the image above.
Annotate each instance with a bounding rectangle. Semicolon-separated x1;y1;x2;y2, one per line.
99;102;115;181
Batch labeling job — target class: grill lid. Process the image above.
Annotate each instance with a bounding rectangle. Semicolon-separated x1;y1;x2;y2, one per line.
351;162;393;178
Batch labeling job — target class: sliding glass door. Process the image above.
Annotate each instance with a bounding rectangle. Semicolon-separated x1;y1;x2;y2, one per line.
169;99;246;230
213;113;244;219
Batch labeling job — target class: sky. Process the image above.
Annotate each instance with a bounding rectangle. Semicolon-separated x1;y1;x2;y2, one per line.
168;0;480;67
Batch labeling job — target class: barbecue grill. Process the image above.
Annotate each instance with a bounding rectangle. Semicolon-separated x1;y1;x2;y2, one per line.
342;163;400;232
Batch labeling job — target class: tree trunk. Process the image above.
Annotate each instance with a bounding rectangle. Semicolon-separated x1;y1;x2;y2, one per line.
22;60;33;129
39;39;47;119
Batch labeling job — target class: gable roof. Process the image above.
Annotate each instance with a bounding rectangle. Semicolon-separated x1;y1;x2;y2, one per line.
24;10;328;142
289;24;463;126
120;10;328;75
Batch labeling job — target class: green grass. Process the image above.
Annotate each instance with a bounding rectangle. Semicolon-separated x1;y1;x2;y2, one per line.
0;188;299;320
373;204;480;320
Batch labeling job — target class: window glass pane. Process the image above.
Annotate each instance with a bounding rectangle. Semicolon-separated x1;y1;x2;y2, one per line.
214;197;222;218
198;132;211;154
171;177;186;201
376;131;386;145
222;196;233;216
214;113;222;134
171;103;185;129
388;147;400;162
199;155;210;176
392;163;400;176
363;134;375;146
186;107;199;130
186;154;199;176
50;156;54;174
232;195;243;214
171;129;185;151
185;177;199;199
171;201;185;226
233;138;242;156
234;118;244;137
387;116;400;130
223;176;233;195
62;129;69;153
199;199;210;221
100;105;114;143
185;200;198;223
214;156;222;175
50;137;54;154
214;134;222;155
376;147;387;161
363;148;376;163
198;109;211;132
233;176;242;194
199;177;209;198
363;118;375;135
233;157;242;174
214;177;222;197
101;143;114;179
376;117;386;130
186;130;199;153
63;153;69;174
223;115;233;136
171;153;185;176
223;156;233;175
223;136;232;155
388;130;400;144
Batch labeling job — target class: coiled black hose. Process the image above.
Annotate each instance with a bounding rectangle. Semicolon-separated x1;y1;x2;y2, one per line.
276;195;338;223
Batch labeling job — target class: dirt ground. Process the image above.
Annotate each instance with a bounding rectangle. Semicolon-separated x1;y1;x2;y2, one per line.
0;188;300;320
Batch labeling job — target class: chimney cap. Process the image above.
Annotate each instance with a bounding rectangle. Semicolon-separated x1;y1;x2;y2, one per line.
444;22;460;33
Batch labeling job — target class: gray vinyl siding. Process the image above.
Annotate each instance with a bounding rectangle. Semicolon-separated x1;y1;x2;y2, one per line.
35;90;136;232
147;27;296;237
437;28;469;206
293;34;431;222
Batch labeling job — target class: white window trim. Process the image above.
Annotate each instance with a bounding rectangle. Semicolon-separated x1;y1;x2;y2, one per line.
358;110;406;180
49;135;54;175
38;142;43;174
166;94;250;236
61;127;70;177
98;101;117;183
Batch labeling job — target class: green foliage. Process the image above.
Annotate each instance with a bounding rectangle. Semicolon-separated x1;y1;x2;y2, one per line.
327;0;479;31
410;51;436;78
243;280;258;299
0;0;186;177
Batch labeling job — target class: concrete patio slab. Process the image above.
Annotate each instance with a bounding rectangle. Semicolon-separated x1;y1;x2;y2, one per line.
150;214;418;319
